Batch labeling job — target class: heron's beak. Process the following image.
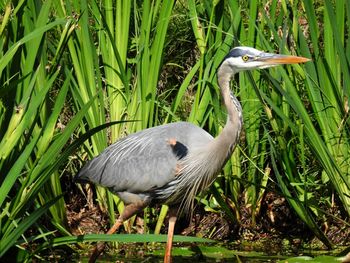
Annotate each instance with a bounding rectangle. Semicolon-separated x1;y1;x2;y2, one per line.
256;53;311;65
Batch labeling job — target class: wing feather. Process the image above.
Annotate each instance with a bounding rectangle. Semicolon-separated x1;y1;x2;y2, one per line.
75;122;213;201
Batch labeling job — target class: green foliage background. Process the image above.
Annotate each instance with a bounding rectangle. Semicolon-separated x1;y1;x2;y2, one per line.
0;0;349;259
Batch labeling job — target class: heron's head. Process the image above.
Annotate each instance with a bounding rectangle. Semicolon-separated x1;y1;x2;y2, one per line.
221;46;310;73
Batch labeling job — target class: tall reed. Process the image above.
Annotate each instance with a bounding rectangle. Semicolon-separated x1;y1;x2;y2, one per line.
0;0;93;257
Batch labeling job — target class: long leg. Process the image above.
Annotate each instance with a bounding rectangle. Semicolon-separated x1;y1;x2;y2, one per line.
88;201;148;263
164;209;177;263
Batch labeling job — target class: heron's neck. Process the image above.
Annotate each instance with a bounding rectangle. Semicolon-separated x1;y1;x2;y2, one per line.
171;65;243;214
218;67;243;125
209;65;243;164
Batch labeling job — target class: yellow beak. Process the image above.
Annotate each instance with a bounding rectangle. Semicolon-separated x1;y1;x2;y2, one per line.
257;53;311;65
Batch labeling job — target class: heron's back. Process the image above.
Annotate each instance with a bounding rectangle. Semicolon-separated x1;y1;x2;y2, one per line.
75;122;213;204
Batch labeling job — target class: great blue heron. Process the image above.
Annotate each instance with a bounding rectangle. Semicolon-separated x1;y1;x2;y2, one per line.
75;46;310;263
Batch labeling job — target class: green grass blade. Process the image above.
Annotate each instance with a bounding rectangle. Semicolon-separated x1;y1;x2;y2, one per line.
36;72;71;158
0;132;40;208
37;233;214;251
0;195;62;257
0;19;66;77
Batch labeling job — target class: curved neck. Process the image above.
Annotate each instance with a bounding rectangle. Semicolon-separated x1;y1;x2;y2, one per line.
209;62;243;165
172;62;244;214
217;65;243;125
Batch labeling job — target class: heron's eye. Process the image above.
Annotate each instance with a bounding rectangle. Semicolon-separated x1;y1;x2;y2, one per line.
242;55;249;62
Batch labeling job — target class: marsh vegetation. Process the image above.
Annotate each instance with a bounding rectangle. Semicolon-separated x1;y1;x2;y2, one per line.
0;0;349;261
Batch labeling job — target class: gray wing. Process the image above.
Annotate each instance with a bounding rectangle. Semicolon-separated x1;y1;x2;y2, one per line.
75;122;213;201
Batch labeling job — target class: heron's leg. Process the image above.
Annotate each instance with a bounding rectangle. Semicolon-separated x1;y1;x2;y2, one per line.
164;208;177;263
89;201;148;263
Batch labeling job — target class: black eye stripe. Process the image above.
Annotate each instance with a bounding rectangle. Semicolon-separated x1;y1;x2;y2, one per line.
223;47;260;61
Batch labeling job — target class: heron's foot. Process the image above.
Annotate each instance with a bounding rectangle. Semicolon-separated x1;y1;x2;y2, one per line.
88;219;123;263
88;202;149;263
88;242;106;263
